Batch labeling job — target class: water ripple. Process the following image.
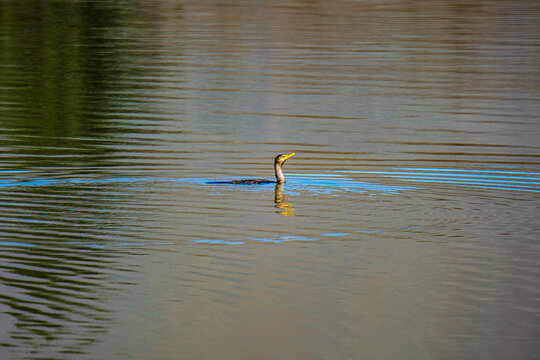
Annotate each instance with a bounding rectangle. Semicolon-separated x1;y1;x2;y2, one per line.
337;168;540;193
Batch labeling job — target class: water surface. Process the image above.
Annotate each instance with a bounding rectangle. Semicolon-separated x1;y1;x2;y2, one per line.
1;1;539;359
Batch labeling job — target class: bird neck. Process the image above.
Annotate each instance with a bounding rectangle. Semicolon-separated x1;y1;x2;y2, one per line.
274;163;285;184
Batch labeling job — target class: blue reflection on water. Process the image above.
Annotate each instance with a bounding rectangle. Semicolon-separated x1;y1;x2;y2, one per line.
190;239;246;245
2;167;536;250
394;168;540;176
0;172;411;196
0;170;29;173
278;235;319;241
391;178;540;192
337;168;540;193
0;241;36;247
248;237;287;243
197;174;413;195
343;171;540;183
247;236;319;243
287;177;410;195
1;229;429;248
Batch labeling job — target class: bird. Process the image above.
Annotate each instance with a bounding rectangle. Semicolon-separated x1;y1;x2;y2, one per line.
209;153;295;185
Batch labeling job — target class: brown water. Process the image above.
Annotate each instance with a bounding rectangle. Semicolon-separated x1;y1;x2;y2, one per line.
1;1;539;359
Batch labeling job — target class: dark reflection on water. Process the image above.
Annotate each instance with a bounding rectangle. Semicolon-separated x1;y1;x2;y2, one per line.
0;245;116;354
0;1;136;171
1;0;540;359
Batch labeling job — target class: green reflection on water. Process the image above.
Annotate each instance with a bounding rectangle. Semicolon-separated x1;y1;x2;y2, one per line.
0;0;140;171
0;1;142;358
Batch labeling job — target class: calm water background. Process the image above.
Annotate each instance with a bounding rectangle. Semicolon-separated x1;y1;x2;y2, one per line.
1;1;539;359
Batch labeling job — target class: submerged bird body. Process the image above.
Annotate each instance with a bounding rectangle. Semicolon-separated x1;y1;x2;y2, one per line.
209;153;295;185
226;179;275;185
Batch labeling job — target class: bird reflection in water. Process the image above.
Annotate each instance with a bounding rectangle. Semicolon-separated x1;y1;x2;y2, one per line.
274;183;294;216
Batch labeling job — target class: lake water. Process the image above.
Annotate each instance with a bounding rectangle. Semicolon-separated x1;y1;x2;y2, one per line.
1;1;539;359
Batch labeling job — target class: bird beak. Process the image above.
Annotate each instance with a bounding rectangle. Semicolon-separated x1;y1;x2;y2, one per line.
282;153;295;161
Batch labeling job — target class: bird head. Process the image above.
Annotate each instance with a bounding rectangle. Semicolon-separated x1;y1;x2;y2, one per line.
275;153;295;166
